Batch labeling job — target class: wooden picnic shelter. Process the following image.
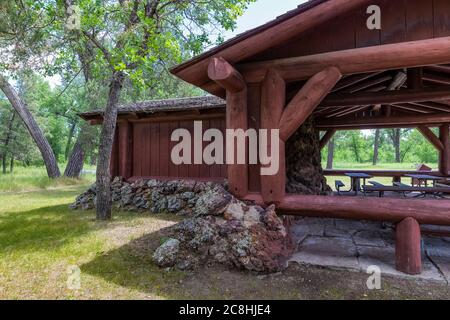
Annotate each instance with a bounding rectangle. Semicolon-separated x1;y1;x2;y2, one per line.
169;0;450;275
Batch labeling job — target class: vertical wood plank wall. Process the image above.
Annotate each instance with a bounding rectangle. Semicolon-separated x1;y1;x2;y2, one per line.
111;117;227;180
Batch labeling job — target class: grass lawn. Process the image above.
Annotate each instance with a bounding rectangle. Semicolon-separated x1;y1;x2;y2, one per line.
0;165;96;192
0;165;448;299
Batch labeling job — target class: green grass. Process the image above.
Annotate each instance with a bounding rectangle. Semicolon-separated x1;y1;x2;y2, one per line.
0;166;95;193
0;183;187;299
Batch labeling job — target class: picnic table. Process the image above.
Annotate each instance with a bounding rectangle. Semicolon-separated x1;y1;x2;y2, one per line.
344;172;373;195
404;174;442;187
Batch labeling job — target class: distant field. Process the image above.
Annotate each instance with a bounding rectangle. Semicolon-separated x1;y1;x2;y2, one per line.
0;165;96;192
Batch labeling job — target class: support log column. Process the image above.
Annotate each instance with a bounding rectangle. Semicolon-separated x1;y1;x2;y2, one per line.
396;217;422;275
208;57;248;198
439;124;450;176
260;70;286;205
118;121;133;180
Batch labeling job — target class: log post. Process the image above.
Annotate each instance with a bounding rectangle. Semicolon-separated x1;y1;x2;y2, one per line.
118;121;133;180
260;69;286;205
439;124;450;176
208;57;248;198
396;217;422;275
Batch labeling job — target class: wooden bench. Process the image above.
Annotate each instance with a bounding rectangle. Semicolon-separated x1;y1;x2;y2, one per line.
365;181;387;197
335;180;346;195
363;185;450;197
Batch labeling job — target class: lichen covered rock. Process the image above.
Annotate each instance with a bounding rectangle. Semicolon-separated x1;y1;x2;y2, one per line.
155;197;294;273
153;238;180;267
70;177;225;216
71;177;294;273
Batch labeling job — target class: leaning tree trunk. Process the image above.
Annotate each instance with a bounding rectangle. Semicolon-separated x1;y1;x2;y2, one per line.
0;75;61;178
64;137;85;178
96;72;125;220
286;116;331;195
65;122;77;161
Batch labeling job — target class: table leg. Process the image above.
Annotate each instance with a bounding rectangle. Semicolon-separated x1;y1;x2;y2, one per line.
355;178;361;195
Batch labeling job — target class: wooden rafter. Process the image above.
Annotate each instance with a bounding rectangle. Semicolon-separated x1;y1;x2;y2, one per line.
331;71;383;92
321;86;450;107
410;102;450;113
391;104;433;114
344;75;393;93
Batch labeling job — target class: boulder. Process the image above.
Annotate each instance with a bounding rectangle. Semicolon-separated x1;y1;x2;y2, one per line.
152;238;180;267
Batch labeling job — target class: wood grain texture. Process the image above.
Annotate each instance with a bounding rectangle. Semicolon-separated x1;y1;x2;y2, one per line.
260;69;286;205
279;67;342;141
396;217;422;275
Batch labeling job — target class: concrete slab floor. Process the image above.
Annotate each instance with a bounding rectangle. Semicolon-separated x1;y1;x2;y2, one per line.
288;217;450;285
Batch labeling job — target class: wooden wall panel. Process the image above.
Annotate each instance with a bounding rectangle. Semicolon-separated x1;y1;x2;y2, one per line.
434;0;450;38
380;0;406;45
168;122;179;178
126;117;227;180
406;0;434;41
159;122;169;177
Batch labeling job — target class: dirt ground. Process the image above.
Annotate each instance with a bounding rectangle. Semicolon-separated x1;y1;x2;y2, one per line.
169;264;449;300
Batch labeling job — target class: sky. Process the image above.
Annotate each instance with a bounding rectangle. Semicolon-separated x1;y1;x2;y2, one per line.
224;0;307;40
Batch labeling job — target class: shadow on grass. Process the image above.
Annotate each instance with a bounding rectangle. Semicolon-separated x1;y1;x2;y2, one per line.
80;224;190;299
0;191;180;255
0;204;94;253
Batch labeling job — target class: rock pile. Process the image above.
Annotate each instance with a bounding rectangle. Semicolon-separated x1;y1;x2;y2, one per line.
70;177;228;216
71;177;294;273
155;202;294;273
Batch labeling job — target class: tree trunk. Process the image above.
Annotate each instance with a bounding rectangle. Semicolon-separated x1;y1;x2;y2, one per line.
65;122;77;161
64;137;85;178
286;117;331;195
393;129;401;163
373;129;381;165
326;138;334;169
0;75;61;178
1;155;6;174
96;72;125;220
1;111;15;174
10;157;14;173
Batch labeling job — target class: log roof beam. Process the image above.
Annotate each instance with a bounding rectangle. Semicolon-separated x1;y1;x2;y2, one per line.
239;36;450;83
